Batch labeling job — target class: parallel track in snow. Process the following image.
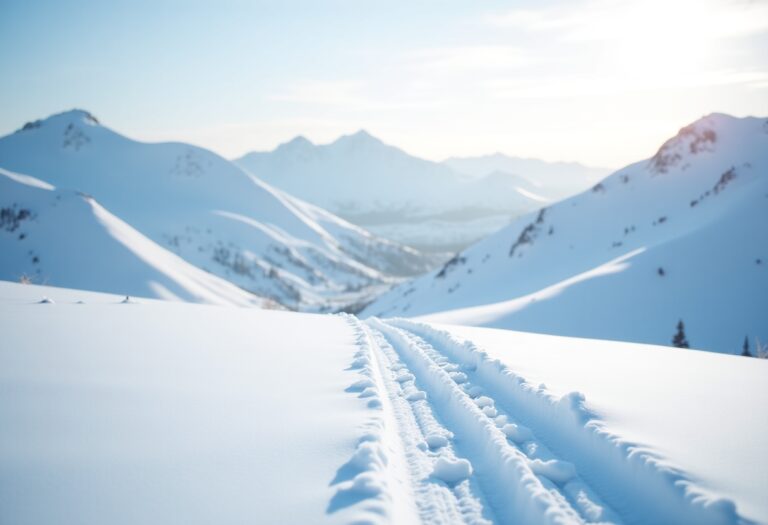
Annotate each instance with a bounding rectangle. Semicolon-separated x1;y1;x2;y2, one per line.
344;316;742;525
366;318;621;525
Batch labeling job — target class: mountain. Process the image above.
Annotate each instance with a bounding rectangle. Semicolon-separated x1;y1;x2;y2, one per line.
443;154;611;199
236;132;552;252
0;168;264;306
0;110;433;311
362;113;768;354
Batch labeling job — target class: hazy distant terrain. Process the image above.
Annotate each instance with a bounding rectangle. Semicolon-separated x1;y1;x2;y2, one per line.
236;133;608;252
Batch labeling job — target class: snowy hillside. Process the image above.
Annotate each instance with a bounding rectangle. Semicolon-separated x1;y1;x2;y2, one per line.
443;154;610;200
363;114;768;354
0;111;433;311
236;132;555;251
0;168;263;306
2;281;766;524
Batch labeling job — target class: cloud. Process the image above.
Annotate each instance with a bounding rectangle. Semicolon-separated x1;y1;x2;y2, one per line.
486;0;768;41
409;45;532;72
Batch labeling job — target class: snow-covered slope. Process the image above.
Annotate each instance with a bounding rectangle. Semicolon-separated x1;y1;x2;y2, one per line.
363;114;768;354
2;280;765;524
0;168;263;306
0;111;432;311
236;132;551;251
444;154;611;200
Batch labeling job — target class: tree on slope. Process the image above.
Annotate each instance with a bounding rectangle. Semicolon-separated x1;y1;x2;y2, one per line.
672;320;690;349
741;336;751;357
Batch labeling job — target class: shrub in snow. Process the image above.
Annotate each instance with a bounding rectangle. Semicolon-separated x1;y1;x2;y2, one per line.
741;337;751;357
672;320;690;348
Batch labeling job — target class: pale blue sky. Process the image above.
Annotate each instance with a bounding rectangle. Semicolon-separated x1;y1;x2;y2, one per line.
1;0;766;166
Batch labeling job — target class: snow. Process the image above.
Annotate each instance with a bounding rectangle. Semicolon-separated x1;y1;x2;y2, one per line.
529;459;577;484
502;423;533;443
363;113;768;354
398;319;768;524
0;168;263;307
0;110;432;311
1;281;766;524
0;282;384;524
432;457;473;484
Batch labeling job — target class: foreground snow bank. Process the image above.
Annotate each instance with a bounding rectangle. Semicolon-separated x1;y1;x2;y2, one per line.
0;282;378;525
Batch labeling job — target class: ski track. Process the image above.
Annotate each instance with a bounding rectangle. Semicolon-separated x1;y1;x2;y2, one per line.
339;315;744;525
368;317;617;525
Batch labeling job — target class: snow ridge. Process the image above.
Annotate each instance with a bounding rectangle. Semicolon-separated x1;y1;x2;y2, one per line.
332;315;418;524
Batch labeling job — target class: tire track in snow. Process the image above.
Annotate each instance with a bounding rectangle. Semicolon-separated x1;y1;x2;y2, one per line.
331;315;420;524
339;314;491;524
368;317;622;525
383;318;745;525
364;324;494;524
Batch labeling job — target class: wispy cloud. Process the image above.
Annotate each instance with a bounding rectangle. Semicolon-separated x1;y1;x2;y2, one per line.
409;46;532;72
486;0;768;40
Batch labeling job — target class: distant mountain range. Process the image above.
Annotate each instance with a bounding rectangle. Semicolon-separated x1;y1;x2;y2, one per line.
362;113;768;354
443;153;609;199
0;110;435;311
236;132;609;251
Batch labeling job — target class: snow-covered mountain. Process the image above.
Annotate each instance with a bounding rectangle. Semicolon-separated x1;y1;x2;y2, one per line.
236;132;556;251
363;113;768;354
443;154;610;200
0;168;264;306
0;110;434;311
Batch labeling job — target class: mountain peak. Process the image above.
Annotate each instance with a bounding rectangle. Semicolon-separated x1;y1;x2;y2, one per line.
16;109;100;134
333;129;384;148
276;135;314;152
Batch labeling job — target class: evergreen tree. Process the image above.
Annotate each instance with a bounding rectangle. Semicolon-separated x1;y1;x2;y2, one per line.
672;320;690;348
741;336;751;357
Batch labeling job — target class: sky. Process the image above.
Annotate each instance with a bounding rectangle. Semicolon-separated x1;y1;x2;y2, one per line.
0;0;766;168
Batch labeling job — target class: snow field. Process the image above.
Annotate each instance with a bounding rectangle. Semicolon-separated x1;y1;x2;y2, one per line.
1;282;764;524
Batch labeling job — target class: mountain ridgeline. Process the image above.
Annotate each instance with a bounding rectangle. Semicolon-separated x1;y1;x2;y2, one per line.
0;110;436;311
362;114;768;354
236;131;607;252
